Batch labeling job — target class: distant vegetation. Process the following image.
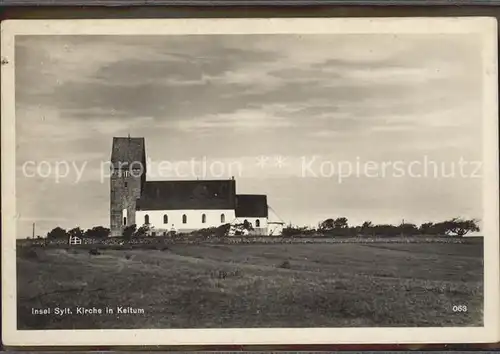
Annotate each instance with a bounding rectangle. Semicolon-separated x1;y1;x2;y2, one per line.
47;226;110;240
41;216;479;241
283;217;480;238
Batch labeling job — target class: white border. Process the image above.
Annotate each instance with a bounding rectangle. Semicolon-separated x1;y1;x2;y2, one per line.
1;17;499;346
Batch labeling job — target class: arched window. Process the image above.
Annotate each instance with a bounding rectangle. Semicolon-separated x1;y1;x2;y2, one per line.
220;213;225;223
202;214;206;223
144;214;149;224
256;219;260;227
123;217;127;226
182;214;187;224
163;214;168;224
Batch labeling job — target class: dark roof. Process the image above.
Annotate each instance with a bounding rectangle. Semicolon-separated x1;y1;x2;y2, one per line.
110;137;145;168
235;194;268;218
136;180;236;211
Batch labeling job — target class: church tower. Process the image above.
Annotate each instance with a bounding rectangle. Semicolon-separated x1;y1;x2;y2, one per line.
110;137;147;237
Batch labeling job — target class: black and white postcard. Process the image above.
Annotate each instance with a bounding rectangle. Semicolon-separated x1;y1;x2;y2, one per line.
1;17;499;346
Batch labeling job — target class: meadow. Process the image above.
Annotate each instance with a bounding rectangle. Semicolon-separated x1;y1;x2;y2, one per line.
17;240;483;329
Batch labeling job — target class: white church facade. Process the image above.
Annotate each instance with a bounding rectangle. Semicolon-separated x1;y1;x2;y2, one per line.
110;137;279;237
135;209;237;233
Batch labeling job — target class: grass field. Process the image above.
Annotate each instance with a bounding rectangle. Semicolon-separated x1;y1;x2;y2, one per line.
17;241;483;329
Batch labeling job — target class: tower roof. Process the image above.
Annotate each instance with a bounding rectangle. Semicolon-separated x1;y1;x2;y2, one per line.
110;137;145;167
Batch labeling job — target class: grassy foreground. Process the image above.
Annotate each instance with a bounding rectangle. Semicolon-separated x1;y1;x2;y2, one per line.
17;241;483;329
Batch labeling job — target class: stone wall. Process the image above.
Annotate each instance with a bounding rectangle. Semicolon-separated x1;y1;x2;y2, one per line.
17;235;476;249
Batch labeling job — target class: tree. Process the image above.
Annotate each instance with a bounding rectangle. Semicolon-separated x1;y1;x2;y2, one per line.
318;217;350;236
281;224;316;237
398;223;419;236
429;221;452;235
358;221;374;236
84;226;110;238
123;224;137;239
419;222;436;235
242;219;254;231
361;221;373;229
372;224;400;237
418;218;480;236
47;227;68;239
446;218;480;237
230;220;254;236
334;217;349;229
68;227;84;239
319;218;335;231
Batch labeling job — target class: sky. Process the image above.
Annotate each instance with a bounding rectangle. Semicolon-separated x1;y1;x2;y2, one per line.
15;34;484;238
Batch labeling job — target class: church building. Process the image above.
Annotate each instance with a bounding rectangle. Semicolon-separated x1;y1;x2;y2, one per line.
110;137;272;237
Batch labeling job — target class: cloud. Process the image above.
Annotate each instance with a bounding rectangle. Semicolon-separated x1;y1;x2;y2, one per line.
172;107;296;132
16;33;482;148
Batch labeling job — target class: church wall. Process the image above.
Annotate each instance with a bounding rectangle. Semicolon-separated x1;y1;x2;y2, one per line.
233;216;268;229
267;223;284;236
136;209;236;233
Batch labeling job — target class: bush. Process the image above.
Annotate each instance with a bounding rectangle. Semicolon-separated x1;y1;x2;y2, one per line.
134;224;151;237
210;269;241;279
216;223;231;237
19;248;40;260
123;224;137;239
321;227;357;237
189;224;231;238
88;248;100;256
278;260;291;269
282;225;316;237
229;221;254;236
189;227;217;238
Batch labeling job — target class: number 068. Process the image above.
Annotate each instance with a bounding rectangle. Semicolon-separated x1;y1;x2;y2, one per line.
453;305;467;312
